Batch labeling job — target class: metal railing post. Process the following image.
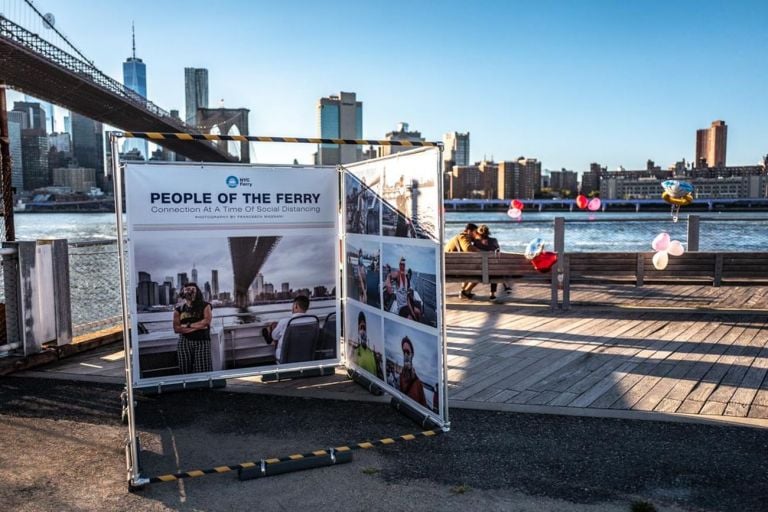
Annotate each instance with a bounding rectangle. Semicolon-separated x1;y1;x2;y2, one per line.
687;215;700;252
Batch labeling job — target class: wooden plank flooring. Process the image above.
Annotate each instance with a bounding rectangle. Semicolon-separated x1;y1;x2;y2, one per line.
445;282;768;420
19;280;768;423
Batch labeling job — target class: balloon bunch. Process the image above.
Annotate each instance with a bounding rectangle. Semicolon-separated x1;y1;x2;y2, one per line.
651;232;685;270
524;237;558;273
507;199;524;219
575;194;601;212
661;180;694;223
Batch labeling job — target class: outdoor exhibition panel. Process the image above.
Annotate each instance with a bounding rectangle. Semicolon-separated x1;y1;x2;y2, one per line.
112;133;447;489
123;162;340;388
342;147;448;427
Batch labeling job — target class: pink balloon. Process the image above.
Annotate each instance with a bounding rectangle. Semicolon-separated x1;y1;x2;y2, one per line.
667;240;685;256
507;207;522;219
587;197;601;211
651;232;670;252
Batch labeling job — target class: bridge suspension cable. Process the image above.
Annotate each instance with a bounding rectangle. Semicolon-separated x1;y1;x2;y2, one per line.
0;0;94;65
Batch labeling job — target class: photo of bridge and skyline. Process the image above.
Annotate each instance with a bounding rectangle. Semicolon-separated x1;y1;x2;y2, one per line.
133;233;336;310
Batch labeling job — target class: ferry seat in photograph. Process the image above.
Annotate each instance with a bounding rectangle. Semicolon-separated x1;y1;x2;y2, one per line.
314;312;337;360
278;315;320;364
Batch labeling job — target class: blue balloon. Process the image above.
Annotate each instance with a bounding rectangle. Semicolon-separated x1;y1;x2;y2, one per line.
661;180;694;197
525;238;545;260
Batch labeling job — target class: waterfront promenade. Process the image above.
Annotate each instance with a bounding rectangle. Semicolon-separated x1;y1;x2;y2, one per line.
20;281;768;425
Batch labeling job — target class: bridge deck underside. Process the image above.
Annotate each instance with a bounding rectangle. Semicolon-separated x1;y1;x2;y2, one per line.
0;38;233;162
229;236;282;305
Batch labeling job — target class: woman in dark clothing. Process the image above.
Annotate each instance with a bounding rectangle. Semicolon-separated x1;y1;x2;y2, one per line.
173;282;213;374
473;224;510;300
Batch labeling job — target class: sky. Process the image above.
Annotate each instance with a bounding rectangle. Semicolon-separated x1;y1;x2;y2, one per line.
7;0;768;173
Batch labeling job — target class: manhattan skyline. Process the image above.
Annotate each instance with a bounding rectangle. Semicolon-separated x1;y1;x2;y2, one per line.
6;0;767;173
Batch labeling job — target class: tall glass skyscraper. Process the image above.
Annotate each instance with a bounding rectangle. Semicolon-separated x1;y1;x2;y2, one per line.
184;68;209;126
122;23;148;159
315;91;362;165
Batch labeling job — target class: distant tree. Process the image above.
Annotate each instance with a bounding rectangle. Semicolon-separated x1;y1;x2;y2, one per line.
536;188;556;199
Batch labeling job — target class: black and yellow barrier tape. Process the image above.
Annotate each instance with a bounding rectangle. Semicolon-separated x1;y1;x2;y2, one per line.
121;131;441;147
148;429;442;484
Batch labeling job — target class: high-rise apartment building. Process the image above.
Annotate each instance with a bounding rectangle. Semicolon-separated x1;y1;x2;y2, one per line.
122;24;148;159
581;163;605;194
255;272;264;296
211;269;219;299
443;132;470;167
495;158;542;200
517;157;541;199
48;133;71;153
447;160;498;199
379;123;425;157
24;95;55;133
548;169;579;196
52;166;97;192
13;101;46;131
21;130;49;191
315;92;362;165
496;161;520;199
71;113;107;192
184;68;209;126
7;110;24;192
695;120;727;168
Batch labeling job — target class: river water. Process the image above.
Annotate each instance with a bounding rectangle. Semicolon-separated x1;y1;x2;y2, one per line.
9;211;768;334
13;211;768;252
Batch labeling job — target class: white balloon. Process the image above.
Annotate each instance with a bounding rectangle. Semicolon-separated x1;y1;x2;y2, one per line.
651;232;670;252
507;207;522;219
667;240;685;257
652;250;669;270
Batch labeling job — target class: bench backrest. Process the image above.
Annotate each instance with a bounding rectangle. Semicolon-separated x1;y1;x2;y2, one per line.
566;251;768;286
445;252;549;283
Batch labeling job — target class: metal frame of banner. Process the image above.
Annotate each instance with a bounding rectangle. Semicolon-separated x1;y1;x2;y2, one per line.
109;131;447;490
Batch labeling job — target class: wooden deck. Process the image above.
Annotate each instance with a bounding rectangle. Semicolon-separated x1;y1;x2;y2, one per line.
17;281;768;424
445;281;768;422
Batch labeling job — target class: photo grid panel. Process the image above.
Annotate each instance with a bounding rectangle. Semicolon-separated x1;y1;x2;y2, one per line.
342;149;446;423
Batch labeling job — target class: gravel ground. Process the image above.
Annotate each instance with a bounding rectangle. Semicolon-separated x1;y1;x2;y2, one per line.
1;376;766;511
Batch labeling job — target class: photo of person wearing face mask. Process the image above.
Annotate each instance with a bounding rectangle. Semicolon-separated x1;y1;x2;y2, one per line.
354;311;378;376
347;308;384;379
398;336;427;407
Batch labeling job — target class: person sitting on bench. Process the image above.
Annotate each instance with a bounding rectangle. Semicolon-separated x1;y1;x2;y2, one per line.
262;295;311;362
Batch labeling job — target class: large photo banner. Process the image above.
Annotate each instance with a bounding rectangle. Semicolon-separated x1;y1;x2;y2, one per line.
124;163;339;387
343;147;447;425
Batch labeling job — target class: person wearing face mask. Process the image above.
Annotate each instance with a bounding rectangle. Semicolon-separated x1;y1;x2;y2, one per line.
173;282;213;374
354;311;378;376
398;336;427;407
385;257;423;321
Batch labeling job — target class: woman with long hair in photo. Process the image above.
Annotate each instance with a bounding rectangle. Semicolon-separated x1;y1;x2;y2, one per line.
173;282;213;374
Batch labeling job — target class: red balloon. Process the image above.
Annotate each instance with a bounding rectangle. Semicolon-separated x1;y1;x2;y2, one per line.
511;199;524;211
531;251;558;273
575;194;588;209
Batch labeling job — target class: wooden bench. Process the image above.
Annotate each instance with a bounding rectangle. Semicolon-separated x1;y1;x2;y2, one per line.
444;252;558;308
562;251;768;309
